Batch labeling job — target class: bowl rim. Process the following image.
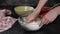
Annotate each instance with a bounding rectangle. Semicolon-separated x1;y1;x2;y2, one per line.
14;6;34;11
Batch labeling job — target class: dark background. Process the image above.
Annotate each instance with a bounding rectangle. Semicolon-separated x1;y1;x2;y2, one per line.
0;0;60;34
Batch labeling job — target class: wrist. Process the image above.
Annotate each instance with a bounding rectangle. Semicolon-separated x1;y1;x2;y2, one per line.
58;11;60;15
56;6;60;15
32;9;41;16
35;7;41;12
33;8;41;13
55;10;59;16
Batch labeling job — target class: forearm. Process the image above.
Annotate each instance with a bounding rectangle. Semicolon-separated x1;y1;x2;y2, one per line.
33;0;48;16
57;6;60;15
58;10;60;15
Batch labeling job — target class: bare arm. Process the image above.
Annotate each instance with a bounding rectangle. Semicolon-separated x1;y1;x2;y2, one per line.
25;0;48;23
33;0;48;17
58;6;60;15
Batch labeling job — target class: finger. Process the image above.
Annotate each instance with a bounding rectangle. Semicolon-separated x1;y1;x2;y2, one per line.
25;18;32;23
44;18;50;25
40;18;45;25
46;19;52;24
43;17;48;24
40;17;49;25
39;18;44;26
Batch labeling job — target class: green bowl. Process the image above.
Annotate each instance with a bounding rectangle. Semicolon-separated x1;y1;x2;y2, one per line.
14;6;34;16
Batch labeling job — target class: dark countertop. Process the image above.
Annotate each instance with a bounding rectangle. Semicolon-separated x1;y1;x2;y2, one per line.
0;15;60;34
0;6;60;34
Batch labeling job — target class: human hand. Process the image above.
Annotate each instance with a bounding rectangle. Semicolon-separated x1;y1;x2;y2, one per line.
40;9;58;25
25;6;51;23
25;13;38;23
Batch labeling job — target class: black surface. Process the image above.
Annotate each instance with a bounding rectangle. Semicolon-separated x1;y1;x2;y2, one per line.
0;6;60;34
0;0;60;34
0;0;60;7
0;15;60;34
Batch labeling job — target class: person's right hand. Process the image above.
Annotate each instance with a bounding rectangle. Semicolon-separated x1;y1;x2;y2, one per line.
25;12;37;23
25;6;51;23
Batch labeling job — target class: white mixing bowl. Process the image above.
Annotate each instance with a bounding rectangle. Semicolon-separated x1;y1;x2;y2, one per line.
18;17;43;31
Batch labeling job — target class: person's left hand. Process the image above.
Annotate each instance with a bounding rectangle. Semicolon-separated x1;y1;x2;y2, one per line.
40;10;59;25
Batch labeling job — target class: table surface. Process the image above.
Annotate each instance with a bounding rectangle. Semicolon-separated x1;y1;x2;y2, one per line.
0;16;60;34
0;6;60;34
